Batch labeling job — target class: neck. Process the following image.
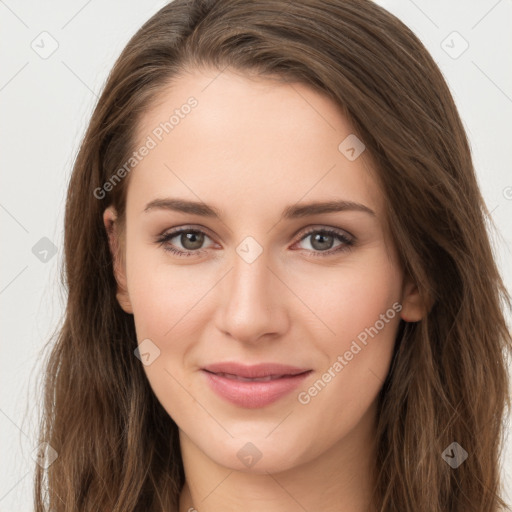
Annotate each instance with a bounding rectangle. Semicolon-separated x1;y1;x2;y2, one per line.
178;400;379;512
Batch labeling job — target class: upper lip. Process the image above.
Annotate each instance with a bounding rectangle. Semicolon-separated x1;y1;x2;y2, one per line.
202;362;311;379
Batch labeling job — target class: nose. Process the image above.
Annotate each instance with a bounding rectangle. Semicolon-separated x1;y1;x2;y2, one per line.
215;247;289;345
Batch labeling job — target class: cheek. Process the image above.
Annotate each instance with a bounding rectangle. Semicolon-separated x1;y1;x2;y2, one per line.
293;259;402;437
125;238;211;342
125;253;211;422
295;250;402;348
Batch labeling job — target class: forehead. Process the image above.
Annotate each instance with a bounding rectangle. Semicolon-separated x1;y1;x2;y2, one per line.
128;67;383;221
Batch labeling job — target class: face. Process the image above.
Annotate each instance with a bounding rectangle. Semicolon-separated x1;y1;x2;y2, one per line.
104;67;423;474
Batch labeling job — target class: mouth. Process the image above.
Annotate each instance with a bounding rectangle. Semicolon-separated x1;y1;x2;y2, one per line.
200;362;313;408
201;361;311;379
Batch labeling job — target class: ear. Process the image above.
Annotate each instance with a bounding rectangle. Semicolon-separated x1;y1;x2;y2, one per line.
103;206;133;314
400;278;427;322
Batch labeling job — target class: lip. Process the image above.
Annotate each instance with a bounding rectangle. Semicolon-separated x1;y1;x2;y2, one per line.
201;362;312;409
202;362;311;379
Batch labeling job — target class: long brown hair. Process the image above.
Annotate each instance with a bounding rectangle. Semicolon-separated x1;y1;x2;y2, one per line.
33;0;512;510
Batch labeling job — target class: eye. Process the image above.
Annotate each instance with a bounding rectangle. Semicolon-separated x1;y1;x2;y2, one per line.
293;227;354;257
155;226;355;258
156;227;215;257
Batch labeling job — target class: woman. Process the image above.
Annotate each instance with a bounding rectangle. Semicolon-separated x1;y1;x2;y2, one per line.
34;0;512;510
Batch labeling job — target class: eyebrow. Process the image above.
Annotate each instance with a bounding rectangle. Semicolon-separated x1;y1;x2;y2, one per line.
143;198;376;219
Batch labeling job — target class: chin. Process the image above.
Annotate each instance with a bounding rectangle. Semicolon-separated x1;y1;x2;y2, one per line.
202;435;312;474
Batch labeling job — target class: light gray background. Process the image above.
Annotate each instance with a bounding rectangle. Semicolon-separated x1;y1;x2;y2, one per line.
1;0;511;509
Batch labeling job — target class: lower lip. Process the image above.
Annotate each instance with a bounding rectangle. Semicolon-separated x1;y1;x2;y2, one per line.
202;370;312;409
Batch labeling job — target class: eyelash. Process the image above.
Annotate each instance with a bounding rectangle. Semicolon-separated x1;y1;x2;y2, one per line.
155;226;355;258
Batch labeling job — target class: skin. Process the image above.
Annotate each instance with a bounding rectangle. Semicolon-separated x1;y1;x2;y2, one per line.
104;66;425;512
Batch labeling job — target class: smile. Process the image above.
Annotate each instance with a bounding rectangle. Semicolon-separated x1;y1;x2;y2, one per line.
201;366;312;409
